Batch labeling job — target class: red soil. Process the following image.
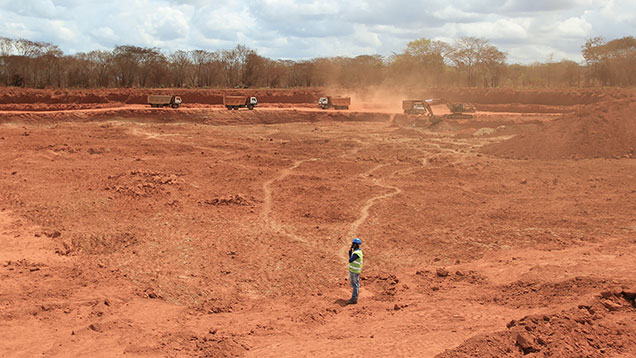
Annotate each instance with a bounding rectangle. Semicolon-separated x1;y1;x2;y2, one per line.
1;88;635;357
2;87;634;113
438;289;636;358
0;87;322;107
482;98;636;159
424;87;635;106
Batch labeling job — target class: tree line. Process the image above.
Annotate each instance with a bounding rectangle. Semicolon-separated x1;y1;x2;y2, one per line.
0;36;634;89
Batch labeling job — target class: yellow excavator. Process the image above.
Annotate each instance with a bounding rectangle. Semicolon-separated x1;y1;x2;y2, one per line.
402;98;475;120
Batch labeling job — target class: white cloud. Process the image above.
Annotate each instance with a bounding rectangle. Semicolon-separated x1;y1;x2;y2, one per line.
0;0;633;63
599;0;636;23
555;17;593;37
450;18;529;40
145;7;190;42
91;26;117;43
12;0;57;18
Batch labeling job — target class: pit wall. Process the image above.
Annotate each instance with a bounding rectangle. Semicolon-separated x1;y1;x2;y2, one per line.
0;88;322;105
1;87;634;107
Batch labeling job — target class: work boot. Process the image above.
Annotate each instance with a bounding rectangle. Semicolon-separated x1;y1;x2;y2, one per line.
347;299;357;305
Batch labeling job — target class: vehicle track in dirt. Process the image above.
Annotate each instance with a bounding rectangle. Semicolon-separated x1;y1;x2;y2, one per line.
262;158;319;244
341;163;403;259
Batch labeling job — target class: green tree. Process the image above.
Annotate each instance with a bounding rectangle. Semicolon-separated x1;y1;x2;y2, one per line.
582;36;636;86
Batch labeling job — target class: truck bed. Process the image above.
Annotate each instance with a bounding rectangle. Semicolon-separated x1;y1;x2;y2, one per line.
330;97;351;106
148;95;173;105
223;96;247;106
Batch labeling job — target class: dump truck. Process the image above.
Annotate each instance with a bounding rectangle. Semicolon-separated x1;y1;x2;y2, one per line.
318;96;350;110
148;95;182;108
224;95;257;110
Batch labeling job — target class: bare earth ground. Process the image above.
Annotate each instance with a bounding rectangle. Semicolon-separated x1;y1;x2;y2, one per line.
1;89;636;357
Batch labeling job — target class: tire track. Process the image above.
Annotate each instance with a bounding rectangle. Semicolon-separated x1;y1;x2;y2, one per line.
342;163;402;258
128;127;236;156
262;159;318;244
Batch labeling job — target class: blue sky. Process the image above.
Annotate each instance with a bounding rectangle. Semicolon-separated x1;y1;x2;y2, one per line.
0;0;634;64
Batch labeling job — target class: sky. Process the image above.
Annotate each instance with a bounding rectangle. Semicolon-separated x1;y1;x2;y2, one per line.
0;0;634;64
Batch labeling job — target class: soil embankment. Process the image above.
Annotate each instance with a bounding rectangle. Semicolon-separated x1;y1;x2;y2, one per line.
0;88;322;110
2;87;634;113
482;98;636;159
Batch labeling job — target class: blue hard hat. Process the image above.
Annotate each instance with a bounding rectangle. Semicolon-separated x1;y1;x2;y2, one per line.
352;238;362;245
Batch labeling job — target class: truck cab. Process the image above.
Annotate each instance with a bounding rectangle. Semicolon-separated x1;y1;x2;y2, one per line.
318;97;329;109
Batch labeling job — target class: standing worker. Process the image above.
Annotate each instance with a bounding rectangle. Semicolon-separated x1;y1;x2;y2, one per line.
347;237;364;304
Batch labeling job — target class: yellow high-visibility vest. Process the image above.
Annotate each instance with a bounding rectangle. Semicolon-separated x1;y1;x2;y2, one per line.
348;249;363;274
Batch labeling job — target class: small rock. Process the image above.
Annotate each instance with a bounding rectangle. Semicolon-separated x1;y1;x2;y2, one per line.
600;291;616;299
436;268;449;277
520;179;527;184
44;230;61;239
516;332;538;354
88;323;101;332
104;299;111;307
601;300;622;312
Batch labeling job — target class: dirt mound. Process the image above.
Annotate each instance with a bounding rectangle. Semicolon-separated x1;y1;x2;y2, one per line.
105;170;183;198
480;277;607;308
482;98;636;159
428;120;459;133
437;288;636;358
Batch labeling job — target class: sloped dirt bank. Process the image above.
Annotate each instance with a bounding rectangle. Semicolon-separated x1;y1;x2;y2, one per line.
437;289;636;358
482;98;636;159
